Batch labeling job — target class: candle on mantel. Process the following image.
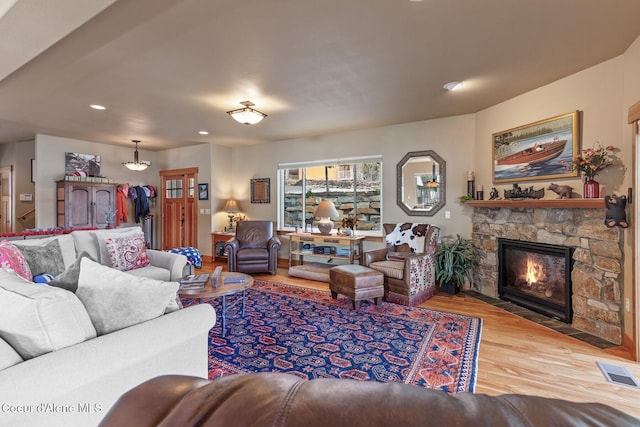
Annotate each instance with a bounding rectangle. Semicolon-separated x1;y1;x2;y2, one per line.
467;170;475;199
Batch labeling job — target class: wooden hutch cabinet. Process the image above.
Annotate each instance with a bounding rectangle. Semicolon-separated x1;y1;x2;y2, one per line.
56;181;116;228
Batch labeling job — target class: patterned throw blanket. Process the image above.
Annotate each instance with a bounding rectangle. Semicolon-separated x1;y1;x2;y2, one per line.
385;223;430;253
167;246;202;269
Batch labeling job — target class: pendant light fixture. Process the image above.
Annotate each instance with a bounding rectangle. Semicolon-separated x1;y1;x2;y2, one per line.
227;101;267;125
122;140;151;171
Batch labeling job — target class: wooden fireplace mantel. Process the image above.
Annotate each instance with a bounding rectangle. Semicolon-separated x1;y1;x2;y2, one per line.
466;198;605;209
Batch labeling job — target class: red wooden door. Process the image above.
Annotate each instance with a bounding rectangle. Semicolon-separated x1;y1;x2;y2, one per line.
160;168;198;249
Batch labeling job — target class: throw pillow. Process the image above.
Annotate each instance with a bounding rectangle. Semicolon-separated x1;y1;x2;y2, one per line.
0;269;97;359
12;234;77;271
95;227;144;265
76;258;179;335
70;230;102;263
103;233;150;271
49;251;96;293
71;227;142;265
13;238;65;276
0;240;32;280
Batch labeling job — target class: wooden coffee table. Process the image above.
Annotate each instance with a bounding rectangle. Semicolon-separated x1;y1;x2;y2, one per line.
178;272;253;337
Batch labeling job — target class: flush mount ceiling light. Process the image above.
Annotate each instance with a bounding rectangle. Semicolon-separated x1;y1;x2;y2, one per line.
226;101;267;125
443;81;463;91
122;140;151;171
90;104;106;110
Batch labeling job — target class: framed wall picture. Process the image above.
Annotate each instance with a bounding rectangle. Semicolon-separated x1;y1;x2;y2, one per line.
251;178;270;203
492;111;580;183
65;152;101;177
31;158;36;183
198;183;209;200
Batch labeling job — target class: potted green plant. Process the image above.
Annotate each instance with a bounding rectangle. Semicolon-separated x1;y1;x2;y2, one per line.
435;235;479;294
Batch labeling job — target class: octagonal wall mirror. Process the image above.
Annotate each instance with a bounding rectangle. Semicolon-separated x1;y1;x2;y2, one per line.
396;150;446;216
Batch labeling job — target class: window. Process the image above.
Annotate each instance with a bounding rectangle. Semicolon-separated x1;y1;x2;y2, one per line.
278;156;382;233
337;165;353;180
165;179;183;199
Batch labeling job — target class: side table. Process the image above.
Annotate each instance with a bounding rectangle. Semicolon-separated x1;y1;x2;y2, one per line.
211;231;234;263
288;232;366;267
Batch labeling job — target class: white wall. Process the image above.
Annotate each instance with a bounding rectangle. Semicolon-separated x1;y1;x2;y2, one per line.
231;114;477;241
35;134;159;230
475;56;625;196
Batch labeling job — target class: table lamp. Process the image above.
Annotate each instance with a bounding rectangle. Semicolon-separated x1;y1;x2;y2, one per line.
223;199;240;231
314;200;339;235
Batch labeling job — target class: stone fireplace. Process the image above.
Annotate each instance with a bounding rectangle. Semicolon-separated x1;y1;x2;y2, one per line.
498;238;574;323
469;199;624;344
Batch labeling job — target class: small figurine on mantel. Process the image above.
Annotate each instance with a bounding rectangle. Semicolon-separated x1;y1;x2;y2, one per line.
604;194;629;228
503;183;544;199
489;187;500;200
547;183;573;199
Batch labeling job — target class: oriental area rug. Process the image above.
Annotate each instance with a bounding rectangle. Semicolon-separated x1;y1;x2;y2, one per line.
181;280;482;394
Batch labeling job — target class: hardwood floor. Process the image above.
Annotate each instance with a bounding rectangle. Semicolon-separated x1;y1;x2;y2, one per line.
202;260;640;419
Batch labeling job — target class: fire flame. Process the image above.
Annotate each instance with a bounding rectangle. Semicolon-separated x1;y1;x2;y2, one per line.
526;258;541;285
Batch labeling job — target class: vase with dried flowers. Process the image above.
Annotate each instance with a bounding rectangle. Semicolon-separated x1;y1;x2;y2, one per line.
573;143;616;198
340;215;357;236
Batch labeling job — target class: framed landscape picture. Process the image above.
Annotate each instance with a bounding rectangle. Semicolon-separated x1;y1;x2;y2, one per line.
492;111;580;183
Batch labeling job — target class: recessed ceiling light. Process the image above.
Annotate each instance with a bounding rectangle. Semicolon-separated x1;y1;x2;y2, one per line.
198;130;209;135
443;81;463;91
90;104;106;110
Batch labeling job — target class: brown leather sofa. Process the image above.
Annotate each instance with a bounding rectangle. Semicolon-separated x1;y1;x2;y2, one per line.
99;373;639;427
225;220;281;274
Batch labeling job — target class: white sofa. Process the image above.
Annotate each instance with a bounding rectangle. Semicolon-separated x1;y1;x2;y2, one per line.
0;304;215;427
0;228;217;426
10;227;188;282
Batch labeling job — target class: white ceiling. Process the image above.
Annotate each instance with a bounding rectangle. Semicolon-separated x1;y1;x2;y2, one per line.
1;0;639;151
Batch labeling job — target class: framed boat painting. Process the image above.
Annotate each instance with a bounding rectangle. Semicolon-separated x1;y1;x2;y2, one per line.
492;111;580;183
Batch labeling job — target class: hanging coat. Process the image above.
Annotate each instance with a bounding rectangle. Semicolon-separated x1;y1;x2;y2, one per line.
116;189;129;226
134;185;150;223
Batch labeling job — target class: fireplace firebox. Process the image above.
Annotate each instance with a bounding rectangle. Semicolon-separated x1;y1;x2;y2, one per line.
498;238;574;323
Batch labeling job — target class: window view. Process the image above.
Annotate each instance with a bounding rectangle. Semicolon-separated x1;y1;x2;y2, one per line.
279;157;382;232
165;179;183;199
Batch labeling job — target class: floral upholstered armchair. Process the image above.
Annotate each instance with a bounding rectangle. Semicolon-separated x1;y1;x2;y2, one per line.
364;223;440;306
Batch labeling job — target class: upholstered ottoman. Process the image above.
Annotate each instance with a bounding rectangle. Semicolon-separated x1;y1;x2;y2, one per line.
329;264;384;310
